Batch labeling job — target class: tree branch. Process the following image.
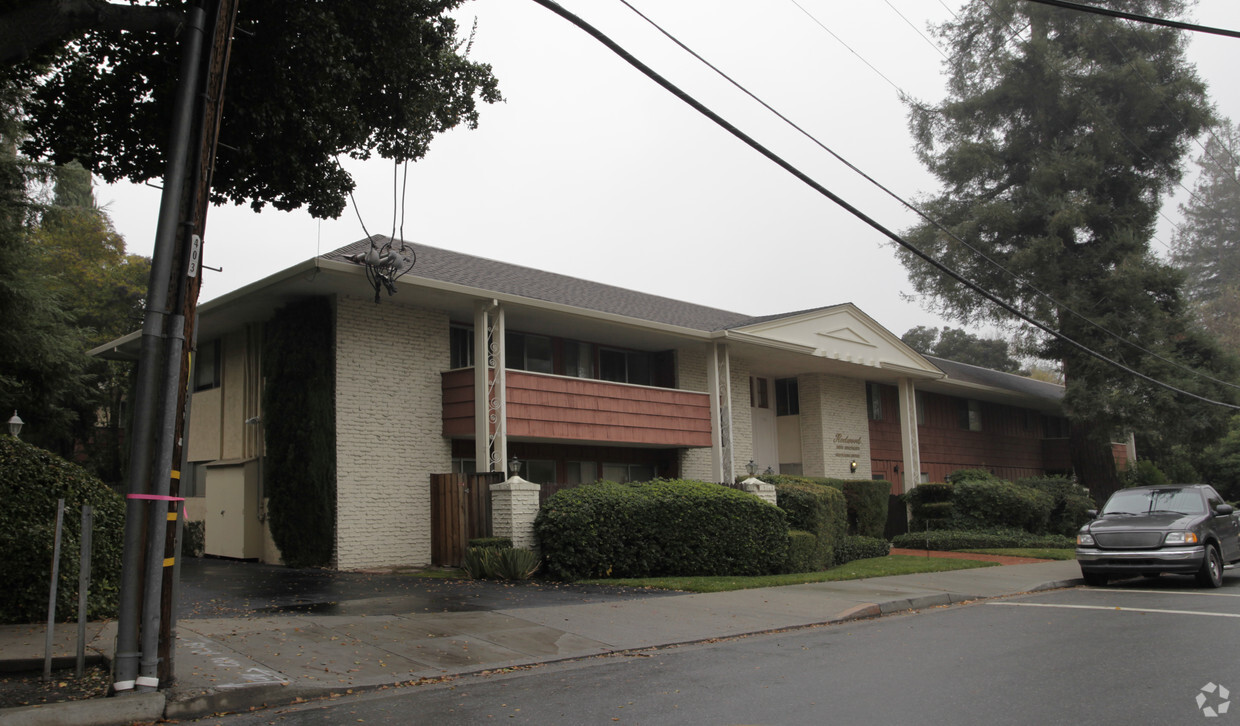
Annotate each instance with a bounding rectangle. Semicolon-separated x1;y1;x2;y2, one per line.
1;0;183;65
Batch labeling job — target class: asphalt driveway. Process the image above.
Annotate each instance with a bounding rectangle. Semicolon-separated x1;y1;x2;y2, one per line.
175;557;677;619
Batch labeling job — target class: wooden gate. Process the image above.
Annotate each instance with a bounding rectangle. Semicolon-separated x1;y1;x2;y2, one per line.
430;472;503;567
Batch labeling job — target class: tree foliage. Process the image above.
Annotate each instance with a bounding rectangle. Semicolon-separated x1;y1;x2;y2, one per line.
900;0;1237;500
0;81;150;474
3;0;502;219
262;297;336;568
901;325;1021;372
1171;120;1240;353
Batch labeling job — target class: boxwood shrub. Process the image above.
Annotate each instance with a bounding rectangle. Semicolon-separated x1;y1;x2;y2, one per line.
534;479;788;581
774;482;845;571
0;436;125;623
785;529;818;573
836;535;892;564
892;527;1075;551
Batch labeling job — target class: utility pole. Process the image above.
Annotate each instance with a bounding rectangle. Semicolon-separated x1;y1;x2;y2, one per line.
114;0;237;694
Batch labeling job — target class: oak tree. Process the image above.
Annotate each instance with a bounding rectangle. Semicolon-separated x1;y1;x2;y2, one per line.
1;0;502;218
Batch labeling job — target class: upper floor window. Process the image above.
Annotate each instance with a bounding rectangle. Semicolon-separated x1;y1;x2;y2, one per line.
599;347;652;385
450;325;474;369
507;331;553;374
866;382;883;421
775;378;799;416
564;340;594;378
194;339;221;391
959;399;982;431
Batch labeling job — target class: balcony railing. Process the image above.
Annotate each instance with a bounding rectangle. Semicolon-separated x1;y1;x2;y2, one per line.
442;368;712;447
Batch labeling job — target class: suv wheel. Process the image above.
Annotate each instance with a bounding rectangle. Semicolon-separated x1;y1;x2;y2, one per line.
1196;545;1223;588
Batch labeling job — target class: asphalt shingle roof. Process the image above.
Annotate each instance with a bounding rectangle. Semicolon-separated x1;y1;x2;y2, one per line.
324;237;769;331
924;355;1064;401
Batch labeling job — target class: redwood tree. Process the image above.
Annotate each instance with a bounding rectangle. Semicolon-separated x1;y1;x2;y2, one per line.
900;0;1235;500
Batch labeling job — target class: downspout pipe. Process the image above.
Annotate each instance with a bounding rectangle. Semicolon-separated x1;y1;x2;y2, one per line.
113;2;208;693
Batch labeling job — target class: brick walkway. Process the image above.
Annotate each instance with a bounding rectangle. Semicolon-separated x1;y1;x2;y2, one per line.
889;548;1054;565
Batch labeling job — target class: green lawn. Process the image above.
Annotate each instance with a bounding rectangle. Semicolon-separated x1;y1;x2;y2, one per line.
577;554;998;593
957;548;1077;561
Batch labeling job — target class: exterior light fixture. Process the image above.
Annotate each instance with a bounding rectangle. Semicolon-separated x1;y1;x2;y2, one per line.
764;466;774;476
508;455;522;476
7;410;23;438
849;460;858;474
746;459;758;477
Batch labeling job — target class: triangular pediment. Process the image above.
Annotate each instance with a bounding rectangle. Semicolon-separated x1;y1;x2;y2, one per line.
817;326;875;347
732;304;941;376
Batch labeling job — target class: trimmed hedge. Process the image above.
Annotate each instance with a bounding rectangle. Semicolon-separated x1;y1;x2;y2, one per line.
1015;476;1096;537
469;537;513;549
892;528;1075;551
534;479;789;581
906;482;953;529
0;436;125;623
774;482;846;571
785;530;818;573
836;535;892;564
761;474;887;538
951;478;1054;534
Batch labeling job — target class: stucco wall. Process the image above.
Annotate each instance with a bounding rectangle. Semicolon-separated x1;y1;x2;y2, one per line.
335;295;452;569
798;373;872;479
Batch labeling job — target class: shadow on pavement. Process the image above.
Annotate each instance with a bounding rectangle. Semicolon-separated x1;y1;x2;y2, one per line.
176;557;677;619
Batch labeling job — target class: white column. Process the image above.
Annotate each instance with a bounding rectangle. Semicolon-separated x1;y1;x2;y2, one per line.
707;342;734;484
491;476;540;550
897;377;921;493
473;300;506;472
740;477;777;506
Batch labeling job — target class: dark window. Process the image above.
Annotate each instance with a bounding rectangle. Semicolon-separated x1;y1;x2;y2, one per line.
599;347;653;385
866;383;882;421
959;399;982;431
194;339;221;391
775;378;799;416
564;341;594;378
750;377;769;409
450;326;474;369
507;331;553;373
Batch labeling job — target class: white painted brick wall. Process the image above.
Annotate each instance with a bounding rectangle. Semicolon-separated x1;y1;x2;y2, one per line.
798;374;872;479
729;358;753;481
677;346;713;480
334;295;451;569
491;477;541;550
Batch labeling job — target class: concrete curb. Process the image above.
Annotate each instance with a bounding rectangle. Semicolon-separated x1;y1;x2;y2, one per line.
0;693;164;726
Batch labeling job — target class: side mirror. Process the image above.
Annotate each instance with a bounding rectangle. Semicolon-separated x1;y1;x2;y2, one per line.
1215;504;1234;516
1086;509;1098;519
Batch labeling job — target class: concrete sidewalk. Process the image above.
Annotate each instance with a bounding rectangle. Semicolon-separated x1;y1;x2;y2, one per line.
0;558;1082;725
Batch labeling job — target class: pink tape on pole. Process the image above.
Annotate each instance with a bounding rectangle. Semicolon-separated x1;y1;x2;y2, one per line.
126;494;186;502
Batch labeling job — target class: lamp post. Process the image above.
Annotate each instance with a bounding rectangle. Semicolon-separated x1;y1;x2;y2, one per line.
508;455;522;478
7;411;23;438
746;459;758;478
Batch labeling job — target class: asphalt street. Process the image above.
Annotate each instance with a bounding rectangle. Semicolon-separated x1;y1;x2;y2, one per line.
189;572;1240;725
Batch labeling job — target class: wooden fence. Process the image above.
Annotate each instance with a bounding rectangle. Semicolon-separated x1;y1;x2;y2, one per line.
429;472;503;567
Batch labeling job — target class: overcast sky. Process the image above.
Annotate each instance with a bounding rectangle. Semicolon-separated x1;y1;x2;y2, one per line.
97;0;1240;340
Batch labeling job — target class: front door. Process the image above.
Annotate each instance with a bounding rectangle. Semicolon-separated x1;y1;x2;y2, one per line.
750;376;778;476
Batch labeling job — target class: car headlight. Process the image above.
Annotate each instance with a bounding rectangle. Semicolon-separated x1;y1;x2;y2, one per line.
1164;531;1199;545
1077;533;1095;546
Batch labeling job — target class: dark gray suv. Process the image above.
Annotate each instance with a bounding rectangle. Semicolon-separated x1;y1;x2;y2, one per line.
1076;484;1240;588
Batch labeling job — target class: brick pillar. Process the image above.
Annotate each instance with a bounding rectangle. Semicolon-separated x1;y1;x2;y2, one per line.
491;476;541;550
741;477;777;506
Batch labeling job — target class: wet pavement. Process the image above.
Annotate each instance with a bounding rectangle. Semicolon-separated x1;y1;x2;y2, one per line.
176;557;679;619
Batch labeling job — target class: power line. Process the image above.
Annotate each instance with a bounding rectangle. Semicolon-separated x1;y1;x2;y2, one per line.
1023;0;1240;38
616;0;1240;393
529;0;1240;410
883;0;950;59
785;0;904;95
